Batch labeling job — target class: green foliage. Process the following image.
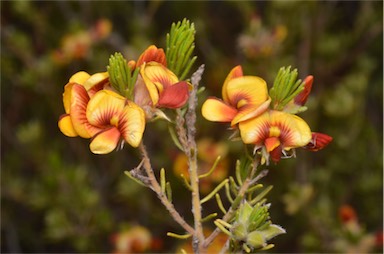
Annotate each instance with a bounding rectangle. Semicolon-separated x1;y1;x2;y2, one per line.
2;1;382;253
107;53;139;100
166;18;197;81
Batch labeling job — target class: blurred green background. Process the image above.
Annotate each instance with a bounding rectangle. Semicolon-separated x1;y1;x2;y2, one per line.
1;1;382;253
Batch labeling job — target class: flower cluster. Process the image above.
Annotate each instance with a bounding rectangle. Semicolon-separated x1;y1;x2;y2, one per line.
58;45;190;154
202;65;332;163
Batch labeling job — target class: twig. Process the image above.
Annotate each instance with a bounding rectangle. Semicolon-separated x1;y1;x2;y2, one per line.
139;143;195;235
186;64;206;253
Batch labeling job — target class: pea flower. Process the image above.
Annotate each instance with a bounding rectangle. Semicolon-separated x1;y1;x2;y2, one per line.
239;110;312;163
58;71;109;138
58;71;145;154
201;65;271;126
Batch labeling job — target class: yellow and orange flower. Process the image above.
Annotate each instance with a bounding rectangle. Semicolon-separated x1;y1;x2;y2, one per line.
58;71;145;154
126;45;190;117
201;65;271;126
239;110;312;163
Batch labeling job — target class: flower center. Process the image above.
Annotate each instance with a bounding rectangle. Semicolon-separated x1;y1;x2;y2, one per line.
110;115;119;127
269;126;281;137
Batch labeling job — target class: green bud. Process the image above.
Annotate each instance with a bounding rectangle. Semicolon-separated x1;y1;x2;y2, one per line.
231;223;248;240
246;231;266;249
269;66;305;111
107;52;138;100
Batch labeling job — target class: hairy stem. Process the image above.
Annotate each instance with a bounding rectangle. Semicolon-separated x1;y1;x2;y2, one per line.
186;65;205;253
139;143;195;235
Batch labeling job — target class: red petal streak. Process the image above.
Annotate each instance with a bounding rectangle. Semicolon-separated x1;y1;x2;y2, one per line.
70;84;92;138
304;132;333;151
294;75;313;106
157;81;189;108
137;45;167;67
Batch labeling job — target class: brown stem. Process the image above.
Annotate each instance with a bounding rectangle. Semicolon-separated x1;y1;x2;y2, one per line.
139;143;195;235
186;65;206;253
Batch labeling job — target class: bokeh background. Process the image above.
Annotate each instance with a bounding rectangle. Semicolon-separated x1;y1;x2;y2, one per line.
1;1;383;253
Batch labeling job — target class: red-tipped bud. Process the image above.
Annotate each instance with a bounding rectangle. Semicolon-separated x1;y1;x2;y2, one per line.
339;205;357;223
304;132;333;151
136;45;167;67
294;75;313;106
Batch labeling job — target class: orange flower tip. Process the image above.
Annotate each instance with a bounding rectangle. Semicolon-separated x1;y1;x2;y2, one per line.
157;81;189;108
201;98;238;123
58;114;78;137
294;75;313;106
265;137;281;153
304;132;333;151
90;127;121;154
137;45;167;67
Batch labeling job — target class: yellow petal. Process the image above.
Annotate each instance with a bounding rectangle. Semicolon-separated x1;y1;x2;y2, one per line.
83;72;109;91
63;82;75;113
231;97;271;125
239;111;270;145
226;76;269;107
86;90;125;128
58;114;78;137
201;98;238;122
120;101;145;147
270;111;312;148
90;127;121;154
69;71;90;84
70;84;92;138
222;65;243;103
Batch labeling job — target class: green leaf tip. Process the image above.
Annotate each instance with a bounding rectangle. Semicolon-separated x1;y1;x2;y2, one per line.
166;18;197;80
107;52;139;100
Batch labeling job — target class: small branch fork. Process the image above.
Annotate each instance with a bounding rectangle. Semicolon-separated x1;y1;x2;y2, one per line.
138;143;195;235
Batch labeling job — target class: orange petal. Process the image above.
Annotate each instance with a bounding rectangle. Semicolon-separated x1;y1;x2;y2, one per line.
226;76;269;108
82;72;109;91
58;114;78;137
222;66;243;103
158;81;189;108
265;137;281;152
269;111;312;148
137;45;167;67
70;84;92;138
239;111;270;145
231;97;271;125
69;71;90;84
63;82;75;113
90;127;121;154
119;101;146;147
201;98;238;122
86;90;125;128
